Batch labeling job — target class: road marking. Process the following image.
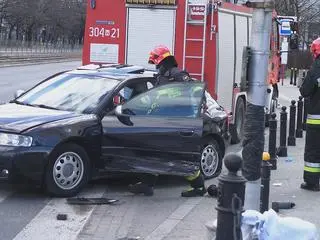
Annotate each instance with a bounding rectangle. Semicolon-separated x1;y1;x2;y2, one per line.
13;185;106;240
114;197;138;238
144;197;202;240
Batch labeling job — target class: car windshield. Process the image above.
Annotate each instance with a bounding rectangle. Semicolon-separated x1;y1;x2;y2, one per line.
15;73;120;113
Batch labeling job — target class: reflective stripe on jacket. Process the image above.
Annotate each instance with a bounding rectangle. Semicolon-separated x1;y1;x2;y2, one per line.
307;114;320;125
304;161;320;173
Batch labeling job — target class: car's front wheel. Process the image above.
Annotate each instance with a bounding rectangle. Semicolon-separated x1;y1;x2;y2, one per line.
45;143;91;197
200;138;222;179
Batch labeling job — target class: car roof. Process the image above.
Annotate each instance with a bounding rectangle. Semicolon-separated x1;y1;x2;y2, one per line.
67;63;157;81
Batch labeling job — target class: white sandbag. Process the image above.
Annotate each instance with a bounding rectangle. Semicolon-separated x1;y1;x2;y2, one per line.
241;209;319;240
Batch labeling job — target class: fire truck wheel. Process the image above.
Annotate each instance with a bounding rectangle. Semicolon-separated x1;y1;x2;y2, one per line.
230;98;245;144
200;138;222;179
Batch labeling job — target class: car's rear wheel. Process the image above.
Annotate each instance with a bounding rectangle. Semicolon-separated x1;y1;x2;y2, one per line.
45;143;91;197
200;138;222;179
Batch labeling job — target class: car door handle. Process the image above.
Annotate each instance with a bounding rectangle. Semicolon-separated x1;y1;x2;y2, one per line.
179;130;195;137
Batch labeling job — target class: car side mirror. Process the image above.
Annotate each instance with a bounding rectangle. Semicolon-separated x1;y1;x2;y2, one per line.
115;105;122;116
14;89;25;98
114;105;133;126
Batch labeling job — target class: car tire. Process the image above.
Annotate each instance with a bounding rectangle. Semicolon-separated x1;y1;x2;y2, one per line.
200;138;222;179
230;98;245;144
45;143;91;197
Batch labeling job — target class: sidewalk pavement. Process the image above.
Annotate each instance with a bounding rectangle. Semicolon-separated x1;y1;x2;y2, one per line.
77;81;318;240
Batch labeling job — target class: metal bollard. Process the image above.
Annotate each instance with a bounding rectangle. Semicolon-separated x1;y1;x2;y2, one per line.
260;152;272;213
288;100;296;146
277;106;288;157
215;153;246;240
296;96;304;138
303;97;309;131
293;68;298;86
290;68;293;85
268;113;278;170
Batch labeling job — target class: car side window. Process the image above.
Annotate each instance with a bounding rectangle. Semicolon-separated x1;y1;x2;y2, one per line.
121;82;204;118
112;80;155;107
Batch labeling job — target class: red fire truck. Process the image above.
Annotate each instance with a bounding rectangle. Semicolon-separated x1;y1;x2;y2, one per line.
82;0;281;144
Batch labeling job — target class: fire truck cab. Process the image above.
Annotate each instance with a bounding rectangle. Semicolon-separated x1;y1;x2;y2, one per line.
82;0;281;144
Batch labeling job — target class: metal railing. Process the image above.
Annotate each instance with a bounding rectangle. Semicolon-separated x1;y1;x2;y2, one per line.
0;39;83;57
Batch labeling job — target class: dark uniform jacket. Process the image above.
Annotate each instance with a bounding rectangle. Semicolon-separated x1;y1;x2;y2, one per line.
155;66;192;86
300;57;320;115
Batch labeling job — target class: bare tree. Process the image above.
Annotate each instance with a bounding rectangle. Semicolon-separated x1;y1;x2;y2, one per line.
275;0;320;48
0;0;86;44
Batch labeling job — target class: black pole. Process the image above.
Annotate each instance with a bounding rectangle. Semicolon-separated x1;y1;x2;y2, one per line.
216;153;246;240
293;68;297;86
260;152;272;213
288;100;296;146
290;68;293;85
277;106;288;157
268;113;277;170
303;97;309;131
296;96;304;138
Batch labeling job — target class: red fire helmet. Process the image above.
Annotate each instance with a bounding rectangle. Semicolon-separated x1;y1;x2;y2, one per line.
311;37;320;59
148;45;172;65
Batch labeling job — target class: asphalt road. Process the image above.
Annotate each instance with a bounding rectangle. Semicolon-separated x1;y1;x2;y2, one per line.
0;61;81;103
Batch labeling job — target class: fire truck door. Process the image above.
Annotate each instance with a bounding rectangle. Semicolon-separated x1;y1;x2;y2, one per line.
126;7;176;68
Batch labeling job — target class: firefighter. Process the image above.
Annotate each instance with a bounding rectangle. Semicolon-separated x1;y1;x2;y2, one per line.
128;45;207;197
299;37;320;191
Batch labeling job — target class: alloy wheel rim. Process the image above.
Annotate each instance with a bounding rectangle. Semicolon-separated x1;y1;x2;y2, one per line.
201;145;219;177
53;152;84;190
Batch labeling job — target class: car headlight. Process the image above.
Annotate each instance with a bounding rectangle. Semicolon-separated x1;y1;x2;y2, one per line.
0;133;33;147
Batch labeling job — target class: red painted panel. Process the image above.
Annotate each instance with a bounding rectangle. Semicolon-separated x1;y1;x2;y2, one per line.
82;0;126;65
203;12;218;99
173;0;186;69
185;58;202;75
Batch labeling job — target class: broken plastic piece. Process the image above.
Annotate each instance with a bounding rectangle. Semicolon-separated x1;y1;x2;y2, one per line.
56;213;67;220
66;197;119;205
272;182;282;187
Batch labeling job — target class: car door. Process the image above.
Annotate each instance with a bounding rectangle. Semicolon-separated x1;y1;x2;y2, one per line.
101;82;205;176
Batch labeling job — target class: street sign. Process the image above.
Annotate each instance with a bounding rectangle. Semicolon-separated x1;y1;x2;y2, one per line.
279;20;292;36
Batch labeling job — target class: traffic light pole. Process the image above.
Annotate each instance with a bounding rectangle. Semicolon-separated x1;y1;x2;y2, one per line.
242;0;274;211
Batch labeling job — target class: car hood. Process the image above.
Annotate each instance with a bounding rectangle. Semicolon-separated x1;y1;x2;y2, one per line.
0;103;81;133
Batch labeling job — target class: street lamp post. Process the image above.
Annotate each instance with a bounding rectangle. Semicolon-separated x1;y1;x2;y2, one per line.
242;0;274;211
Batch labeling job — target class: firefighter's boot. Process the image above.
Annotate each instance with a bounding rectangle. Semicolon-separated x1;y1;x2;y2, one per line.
128;182;154;196
300;182;320;192
181;171;207;197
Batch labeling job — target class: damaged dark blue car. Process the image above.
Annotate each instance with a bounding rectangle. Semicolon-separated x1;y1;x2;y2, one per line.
0;64;229;197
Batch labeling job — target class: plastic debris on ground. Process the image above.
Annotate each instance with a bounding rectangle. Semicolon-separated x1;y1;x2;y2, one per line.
272;182;282;187
285;157;294;163
241;209;319;240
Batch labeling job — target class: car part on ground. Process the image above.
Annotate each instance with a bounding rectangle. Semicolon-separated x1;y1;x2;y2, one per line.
67;197;119;205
